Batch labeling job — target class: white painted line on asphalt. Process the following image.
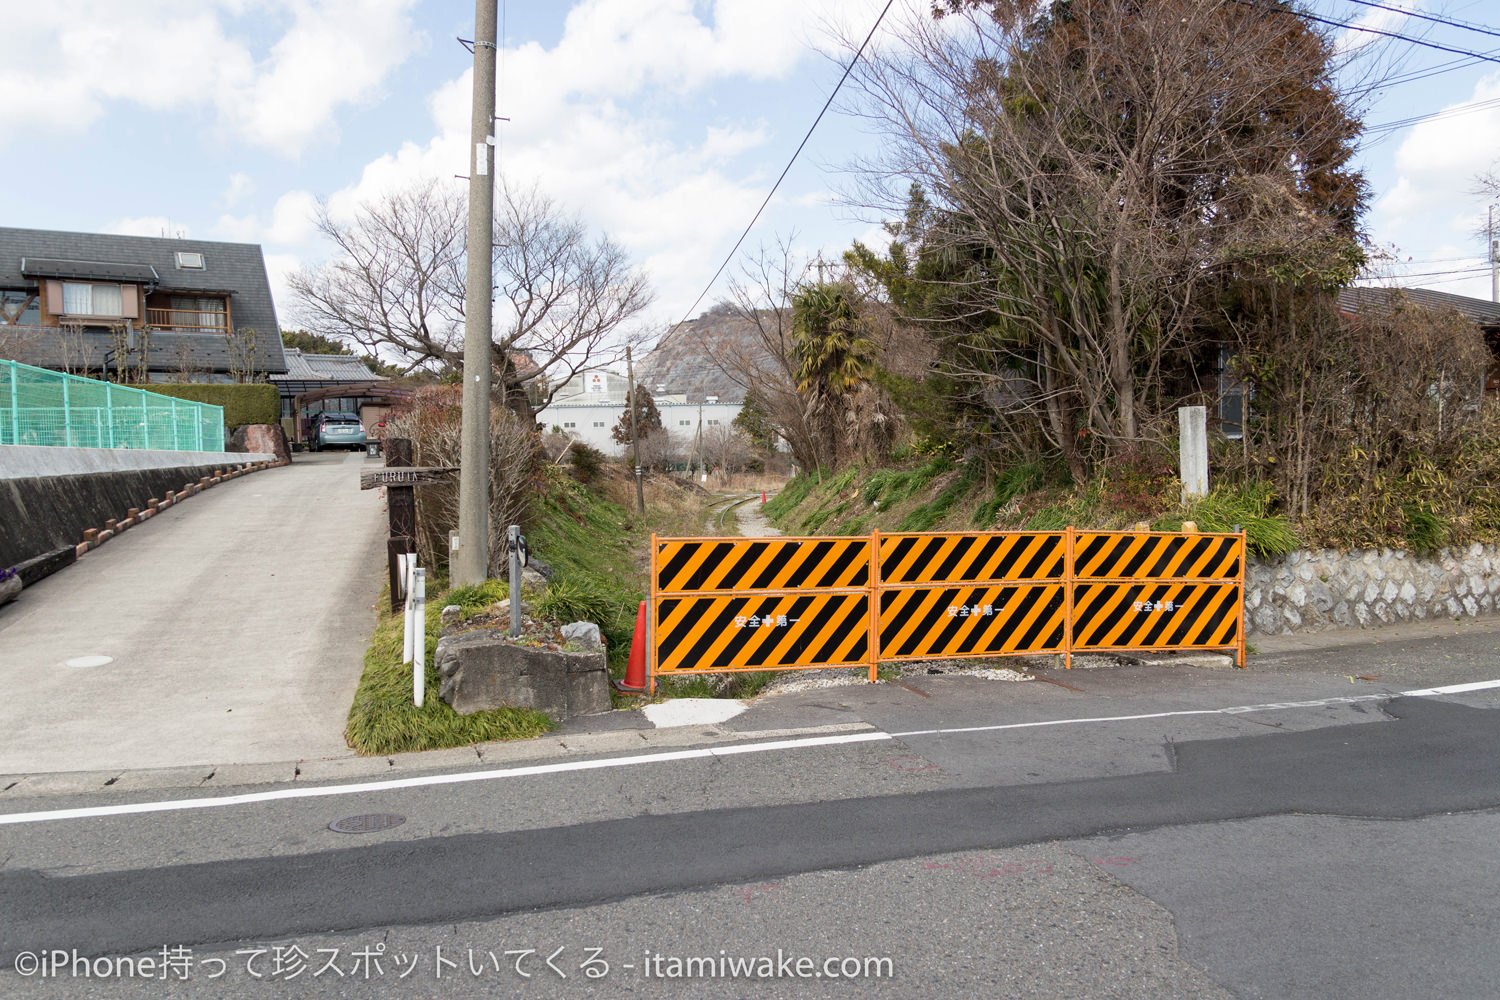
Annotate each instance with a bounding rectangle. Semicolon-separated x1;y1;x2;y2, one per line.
1399;679;1500;697
0;732;894;827
1;680;1495;827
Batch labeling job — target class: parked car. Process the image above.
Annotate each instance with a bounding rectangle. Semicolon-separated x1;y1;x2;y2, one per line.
309;412;368;451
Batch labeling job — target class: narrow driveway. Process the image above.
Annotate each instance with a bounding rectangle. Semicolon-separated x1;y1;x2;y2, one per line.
0;452;385;773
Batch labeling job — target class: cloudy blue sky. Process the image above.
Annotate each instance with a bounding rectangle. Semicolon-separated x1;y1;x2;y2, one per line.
4;0;1499;342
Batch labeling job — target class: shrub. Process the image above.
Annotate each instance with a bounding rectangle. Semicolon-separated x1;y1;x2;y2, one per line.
143;383;280;430
382;386;543;576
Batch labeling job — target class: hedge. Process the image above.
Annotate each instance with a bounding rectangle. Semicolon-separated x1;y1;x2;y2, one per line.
140;383;281;431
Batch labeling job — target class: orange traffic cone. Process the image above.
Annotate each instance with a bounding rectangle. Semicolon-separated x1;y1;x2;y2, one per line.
614;600;649;693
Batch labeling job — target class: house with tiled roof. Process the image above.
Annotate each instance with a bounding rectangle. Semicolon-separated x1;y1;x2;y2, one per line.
1339;285;1500;391
0;227;287;381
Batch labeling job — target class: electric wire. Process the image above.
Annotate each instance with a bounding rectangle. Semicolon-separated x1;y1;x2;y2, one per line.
1231;0;1500;64
661;0;896;340
1335;0;1500;41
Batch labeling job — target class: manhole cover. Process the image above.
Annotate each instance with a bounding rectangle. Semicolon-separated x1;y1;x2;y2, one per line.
63;655;113;668
329;813;406;834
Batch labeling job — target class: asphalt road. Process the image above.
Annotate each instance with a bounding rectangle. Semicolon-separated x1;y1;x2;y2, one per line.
0;661;1497;999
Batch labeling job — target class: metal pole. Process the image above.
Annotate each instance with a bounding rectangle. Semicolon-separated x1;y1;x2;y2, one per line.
627;346;644;513
1491;206;1498;304
455;0;498;587
7;361;17;445
61;375;71;447
508;524;522;637
105;382;114;448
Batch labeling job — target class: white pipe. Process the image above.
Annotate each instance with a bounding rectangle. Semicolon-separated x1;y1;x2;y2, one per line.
401;557;415;665
413;567;426;708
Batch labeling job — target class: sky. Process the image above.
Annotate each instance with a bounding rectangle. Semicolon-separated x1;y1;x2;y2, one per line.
3;0;1499;351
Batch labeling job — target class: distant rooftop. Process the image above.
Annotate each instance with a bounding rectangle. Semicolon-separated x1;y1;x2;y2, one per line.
1340;285;1500;326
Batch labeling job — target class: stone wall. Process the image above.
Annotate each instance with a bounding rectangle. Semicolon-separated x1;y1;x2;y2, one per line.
1246;544;1500;635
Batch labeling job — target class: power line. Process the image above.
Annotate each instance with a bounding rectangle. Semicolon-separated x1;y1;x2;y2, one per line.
1335;0;1500;41
1364;94;1500;134
1231;0;1500;65
661;0;896;340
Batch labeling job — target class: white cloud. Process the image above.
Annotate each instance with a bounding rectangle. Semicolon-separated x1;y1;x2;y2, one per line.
0;0;423;154
314;0;896;322
1368;73;1500;284
212;189;320;245
104;216;192;239
223;172;256;208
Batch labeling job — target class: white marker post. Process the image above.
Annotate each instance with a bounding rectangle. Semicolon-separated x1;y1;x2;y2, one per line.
412;567;426;708
1179;405;1208;504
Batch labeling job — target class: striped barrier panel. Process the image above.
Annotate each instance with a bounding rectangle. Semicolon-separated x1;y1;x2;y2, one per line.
1070;530;1245;664
650;536;875;689
875;531;1067;662
648;527;1247;688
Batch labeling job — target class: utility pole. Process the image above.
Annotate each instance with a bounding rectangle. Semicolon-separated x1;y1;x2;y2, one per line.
454;0;497;587
1491;205;1498;304
627;346;645;514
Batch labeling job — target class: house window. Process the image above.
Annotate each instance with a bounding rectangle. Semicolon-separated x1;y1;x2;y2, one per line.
175;252;205;269
168;296;227;333
563;421;576;428
1218;346;1246;440
679;420;690;426
0;290;40;325
593;421;605;427
707;419;720;425
61;282;123;317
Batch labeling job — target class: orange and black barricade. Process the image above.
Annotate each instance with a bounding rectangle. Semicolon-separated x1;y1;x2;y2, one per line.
874;530;1068;663
647;525;1248;687
1069;529;1246;665
649;535;875;691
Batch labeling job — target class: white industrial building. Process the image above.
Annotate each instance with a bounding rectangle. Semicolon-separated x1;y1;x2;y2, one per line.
541;367;741;457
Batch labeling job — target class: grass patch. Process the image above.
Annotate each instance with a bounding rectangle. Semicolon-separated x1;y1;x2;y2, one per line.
898;469;979;532
655;671;780;699
346;585;554;755
763;472;820;518
1153;483;1300;558
973;464;1043;526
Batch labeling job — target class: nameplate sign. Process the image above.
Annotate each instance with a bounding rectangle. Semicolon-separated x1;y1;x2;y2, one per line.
359;467;458;489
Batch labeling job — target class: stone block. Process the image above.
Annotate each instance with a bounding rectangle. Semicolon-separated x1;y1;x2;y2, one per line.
1395;604;1411;621
1295;563;1314;583
1308;582;1335;613
1362;582;1380;603
1250;606;1279;635
1284;582;1307;607
1372;602;1392;624
1446;598;1462;617
1463;596;1479;618
1467;575;1486;600
435;630;611;720
1331;601;1352;626
1381;580;1398;603
562;621;603;649
1355;604;1371;626
1283;606;1302;629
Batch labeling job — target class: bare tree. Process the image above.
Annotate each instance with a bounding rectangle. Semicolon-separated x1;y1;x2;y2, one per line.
290;178;654;423
225;327;261;384
846;0;1367;478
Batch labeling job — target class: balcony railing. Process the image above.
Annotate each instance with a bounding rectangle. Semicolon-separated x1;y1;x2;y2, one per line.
146;308;228;334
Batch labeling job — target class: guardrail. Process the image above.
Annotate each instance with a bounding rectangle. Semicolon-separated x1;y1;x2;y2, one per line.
647;527;1246;691
0;359;225;452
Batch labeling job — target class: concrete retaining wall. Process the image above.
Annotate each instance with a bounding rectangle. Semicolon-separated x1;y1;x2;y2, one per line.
0;445;277;571
1246;544;1500;635
0;444;273;478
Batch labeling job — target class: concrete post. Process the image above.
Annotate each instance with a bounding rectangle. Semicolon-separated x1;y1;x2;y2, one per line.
1179;405;1208;503
454;0;498;587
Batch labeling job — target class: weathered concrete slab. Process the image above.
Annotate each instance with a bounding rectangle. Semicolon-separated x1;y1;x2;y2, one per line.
436;630;611;719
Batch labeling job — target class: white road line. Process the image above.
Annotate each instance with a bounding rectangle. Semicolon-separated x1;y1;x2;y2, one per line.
1;680;1496;827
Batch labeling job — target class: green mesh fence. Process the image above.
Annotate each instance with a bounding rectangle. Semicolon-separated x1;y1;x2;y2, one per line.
0;360;225;452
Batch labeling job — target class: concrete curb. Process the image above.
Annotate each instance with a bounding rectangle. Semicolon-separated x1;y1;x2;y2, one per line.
0;722;877;800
